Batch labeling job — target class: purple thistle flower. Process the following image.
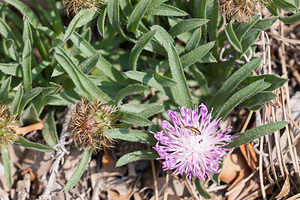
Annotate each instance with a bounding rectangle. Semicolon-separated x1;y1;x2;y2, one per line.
152;102;235;181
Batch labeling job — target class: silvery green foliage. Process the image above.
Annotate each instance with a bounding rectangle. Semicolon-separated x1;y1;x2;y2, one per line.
0;0;296;194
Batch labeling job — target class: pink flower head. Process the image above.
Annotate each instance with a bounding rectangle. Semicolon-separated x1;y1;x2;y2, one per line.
153;102;235;181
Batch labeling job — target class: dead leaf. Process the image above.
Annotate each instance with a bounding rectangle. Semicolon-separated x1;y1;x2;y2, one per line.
14;118;46;136
275;170;290;199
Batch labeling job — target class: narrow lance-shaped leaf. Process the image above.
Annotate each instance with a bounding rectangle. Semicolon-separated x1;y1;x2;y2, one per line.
0;59;19;72
125;71;164;92
137;103;164;118
225;18;242;52
243;74;287;91
225;121;289;148
127;0;153;34
167;43;193;109
22;18;33;44
120;102;163;113
181;42;215;69
107;0;134;42
5;0;41;28
104;129;156;145
22;39;32;92
63;9;99;41
19;87;42;113
121;112;152;127
154;73;176;87
195;178;211;199
212;57;261;110
97;8;106;37
115;84;148;107
185;28;202;52
42;110;59;147
240;91;277;110
168;18;209;38
116;149;159;167
10;86;23;115
0;76;12;102
279;12;300;24
65;146;93;191
147;4;188;16
17;136;55;152
151;25;173;47
217;80;264;119
0;18;21;48
1;144;12;188
129;30;156;71
54;47;111;102
69;32;128;85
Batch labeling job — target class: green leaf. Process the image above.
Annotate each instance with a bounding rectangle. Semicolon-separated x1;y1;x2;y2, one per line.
185;28;202;52
252;17;278;31
22;17;33;44
212;57;262;110
181;42;215;69
147;4;187;16
65;146;93;191
127;0;153;34
19;87;42;113
241;29;260;51
130;30;156;71
169;18;209;38
5;0;41;28
235;16;259;41
240;92;277;110
17;136;54;152
22;39;32;92
104;128;156;145
125;71;164;91
0;76;12;102
189;64;208;95
120;102;163;113
120;0;133;18
42;110;59;147
167;43;193;108
10;86;23;115
137;103;164;118
48;0;64;34
116;149;158;167
1;144;12;188
154;73;176;87
217;80;264;119
195;178;211;199
107;0;133;41
151;25;173;47
2;39;19;61
63;9;99;41
0;18;18;42
115;84;148;107
225;121;289;148
206;0;219;53
54;47;111;102
266;1;280;16
69;32;128;84
79;53;100;74
242;74;287;91
96;8;106;37
279;12;300;24
20;104;39;125
273;0;297;11
121;112;152;126
225;18;242;52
